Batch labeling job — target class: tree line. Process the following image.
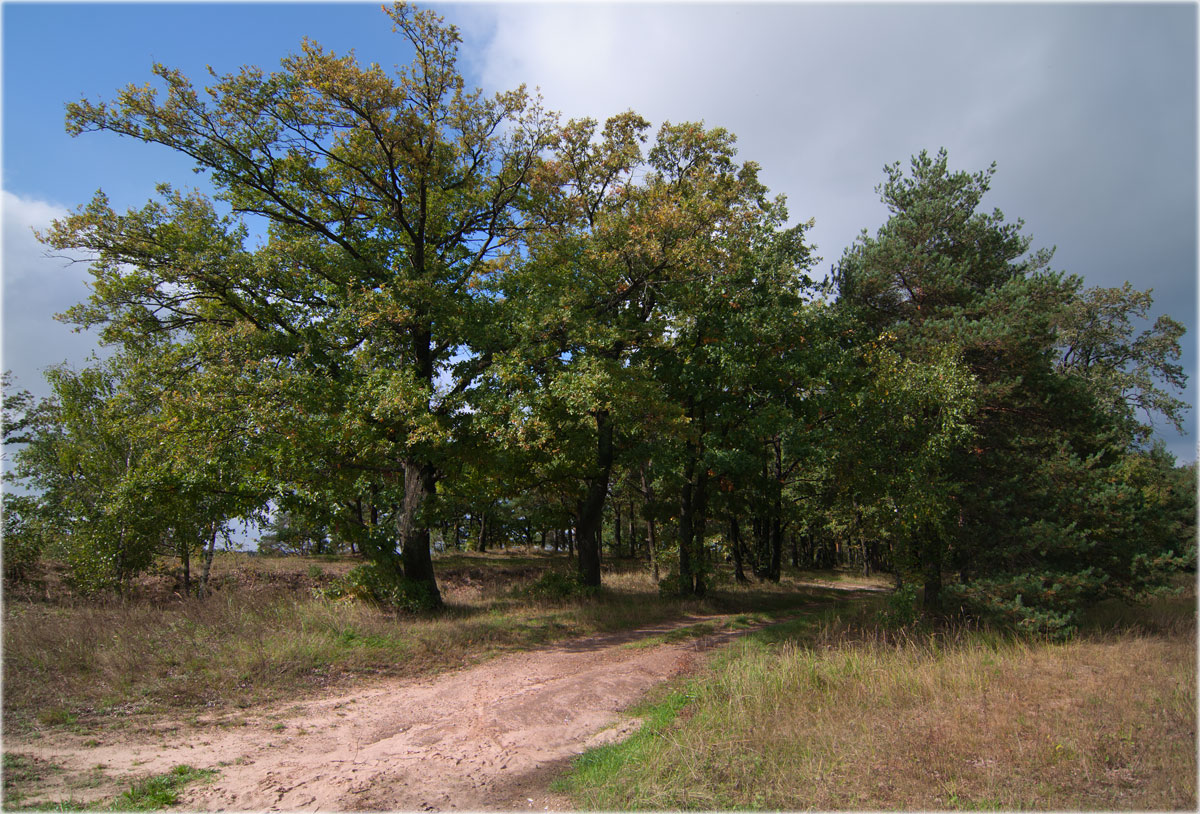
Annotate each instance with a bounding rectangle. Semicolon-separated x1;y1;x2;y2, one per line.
3;3;1193;634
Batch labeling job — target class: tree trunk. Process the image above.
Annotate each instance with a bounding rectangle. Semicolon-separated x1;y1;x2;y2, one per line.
180;542;191;595
628;499;638;559
693;465;709;596
476;512;488;552
198;523;218;598
398;458;443;607
640;465;660;584
613;499;622;559
677;440;709;596
678;458;695;595
765;439;783;582
731;516;749;583
576;410;614;587
921;530;943;615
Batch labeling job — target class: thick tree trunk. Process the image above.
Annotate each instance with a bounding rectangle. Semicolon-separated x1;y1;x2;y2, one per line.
576;410;614;587
398;458;443;607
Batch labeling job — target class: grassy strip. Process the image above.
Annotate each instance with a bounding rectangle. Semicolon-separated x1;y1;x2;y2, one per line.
555;592;1197;811
2;764;215;812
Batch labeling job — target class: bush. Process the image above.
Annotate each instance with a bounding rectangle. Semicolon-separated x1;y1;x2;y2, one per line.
877;582;919;628
318;563;438;612
2;495;44;582
520;569;598;602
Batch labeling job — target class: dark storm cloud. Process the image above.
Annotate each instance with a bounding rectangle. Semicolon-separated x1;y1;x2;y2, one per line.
464;2;1196;461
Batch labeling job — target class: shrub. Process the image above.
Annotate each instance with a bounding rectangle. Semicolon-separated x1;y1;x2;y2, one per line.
2;495;44;582
877;582;919;628
520;570;598;602
318;563;438;612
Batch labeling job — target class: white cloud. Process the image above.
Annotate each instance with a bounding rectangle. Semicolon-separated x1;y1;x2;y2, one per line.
3;190;68;280
2;190;103;396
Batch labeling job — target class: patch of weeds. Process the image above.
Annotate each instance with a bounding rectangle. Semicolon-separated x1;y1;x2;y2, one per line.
66;765;110;791
336;629;396;649
317;564;439;611
876;583;919;628
36;708;78;728
110;765;217;811
519;570;599;602
8;800;91;811
2;754;72;810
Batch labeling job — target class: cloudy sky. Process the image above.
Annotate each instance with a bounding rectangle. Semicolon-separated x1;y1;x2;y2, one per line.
2;1;1196;462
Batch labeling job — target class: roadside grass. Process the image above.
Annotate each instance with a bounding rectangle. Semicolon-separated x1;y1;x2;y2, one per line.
2;552;879;735
1;761;215;812
555;586;1197;811
109;765;216;811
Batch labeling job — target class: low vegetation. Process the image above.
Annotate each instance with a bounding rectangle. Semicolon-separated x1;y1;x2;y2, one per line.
4;552;1194;811
555;584;1197;811
1;758;215;812
2;551;874;737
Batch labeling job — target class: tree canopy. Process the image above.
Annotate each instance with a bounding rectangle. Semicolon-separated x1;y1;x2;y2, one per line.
4;6;1191;634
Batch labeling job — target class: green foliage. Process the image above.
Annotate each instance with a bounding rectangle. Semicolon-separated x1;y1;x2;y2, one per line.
319;563;439;612
877;583;920;628
833;148;1191;629
5;355;258;594
44;1;559;605
2;494;46;581
1056;281;1188;439
11;2;1191;625
519;569;600;602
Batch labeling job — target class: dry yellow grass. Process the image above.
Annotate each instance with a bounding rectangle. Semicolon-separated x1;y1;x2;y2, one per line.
560;591;1197;811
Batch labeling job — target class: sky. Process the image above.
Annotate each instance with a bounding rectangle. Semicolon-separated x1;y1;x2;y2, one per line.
2;1;1196;463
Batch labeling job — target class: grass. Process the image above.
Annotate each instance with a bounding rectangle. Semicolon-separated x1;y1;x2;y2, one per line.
2;551;881;735
1;762;216;812
554;586;1197;811
109;765;216;811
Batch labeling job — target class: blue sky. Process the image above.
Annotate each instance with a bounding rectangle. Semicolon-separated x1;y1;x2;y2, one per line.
3;1;1196;463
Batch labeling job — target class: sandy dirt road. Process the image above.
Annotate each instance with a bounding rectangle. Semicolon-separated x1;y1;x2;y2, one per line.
8;613;760;811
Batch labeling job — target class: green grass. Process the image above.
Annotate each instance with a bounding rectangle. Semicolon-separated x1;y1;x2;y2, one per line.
554;589;1197;810
2;758;214;812
109;765;216;811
